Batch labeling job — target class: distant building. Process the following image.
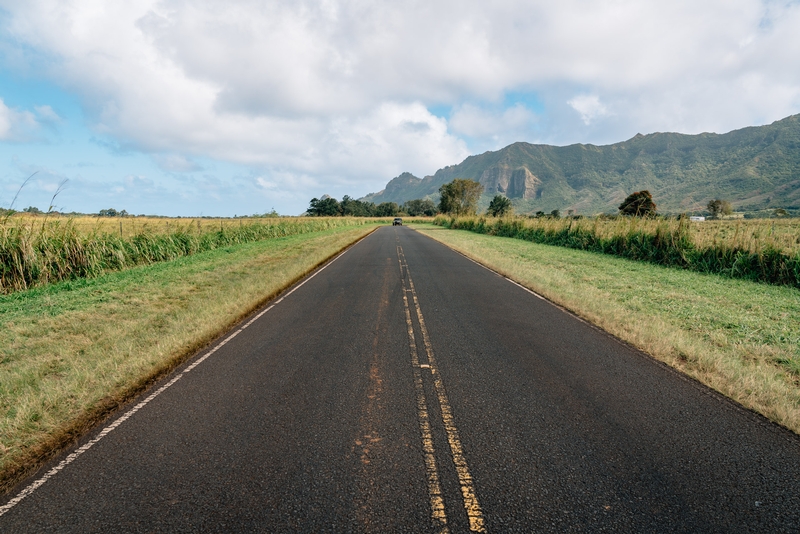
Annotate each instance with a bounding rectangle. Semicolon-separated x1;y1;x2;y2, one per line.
689;216;706;222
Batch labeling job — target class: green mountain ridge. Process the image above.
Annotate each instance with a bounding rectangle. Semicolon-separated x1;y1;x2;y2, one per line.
361;114;800;214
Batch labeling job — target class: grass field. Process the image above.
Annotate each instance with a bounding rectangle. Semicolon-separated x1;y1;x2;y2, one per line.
2;214;279;237
3;214;434;237
438;214;800;255
416;224;800;436
436;215;800;288
437;214;800;254
0;215;382;293
0;222;379;491
689;218;800;254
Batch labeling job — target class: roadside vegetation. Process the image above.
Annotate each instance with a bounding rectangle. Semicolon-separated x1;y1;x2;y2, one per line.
437;178;483;216
306;195;437;217
434;214;800;288
0;216;376;294
618;190;657;217
0;222;379;491
487;195;513;217
415;224;800;435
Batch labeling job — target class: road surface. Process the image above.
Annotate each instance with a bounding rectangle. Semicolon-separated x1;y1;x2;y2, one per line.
2;226;799;532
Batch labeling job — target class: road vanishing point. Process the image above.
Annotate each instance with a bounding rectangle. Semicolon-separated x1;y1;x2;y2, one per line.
1;226;799;532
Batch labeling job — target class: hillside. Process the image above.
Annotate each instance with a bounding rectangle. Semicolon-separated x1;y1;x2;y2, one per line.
361;114;800;214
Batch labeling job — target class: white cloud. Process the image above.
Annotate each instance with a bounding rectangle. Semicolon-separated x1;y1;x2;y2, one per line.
0;98;39;141
325;101;468;179
1;0;800;203
152;154;204;173
567;95;609;125
34;105;61;123
450;103;538;144
255;176;278;190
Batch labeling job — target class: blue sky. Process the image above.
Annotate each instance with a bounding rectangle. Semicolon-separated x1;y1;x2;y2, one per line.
1;1;799;216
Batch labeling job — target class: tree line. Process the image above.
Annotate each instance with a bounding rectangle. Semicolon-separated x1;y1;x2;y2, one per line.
306;179;493;217
307;180;747;219
306;196;438;217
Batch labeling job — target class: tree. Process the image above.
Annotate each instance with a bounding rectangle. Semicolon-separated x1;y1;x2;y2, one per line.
340;195;376;217
618;190;656;217
338;195;357;216
550;209;561;218
402;198;437;216
438;179;483;216
306;197;340;216
706;199;732;218
339;195;375;217
487;195;512;217
252;209;280;218
375;202;400;217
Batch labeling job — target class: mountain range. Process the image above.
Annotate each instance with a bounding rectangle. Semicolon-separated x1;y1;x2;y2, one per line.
361;114;800;214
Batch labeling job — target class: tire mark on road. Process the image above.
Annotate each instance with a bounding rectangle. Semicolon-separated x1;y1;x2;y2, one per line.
355;256;390;531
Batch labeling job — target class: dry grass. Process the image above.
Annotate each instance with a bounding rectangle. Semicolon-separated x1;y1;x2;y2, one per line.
543;216;800;255
679;218;800;255
0;223;378;491
416;224;800;435
440;215;800;255
584;217;800;255
2;214;283;237
8;214;799;253
437;215;800;287
0;215;378;293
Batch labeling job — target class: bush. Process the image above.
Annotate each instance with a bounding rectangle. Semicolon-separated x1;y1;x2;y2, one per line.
487;195;512;217
402;199;437;216
619;191;656;217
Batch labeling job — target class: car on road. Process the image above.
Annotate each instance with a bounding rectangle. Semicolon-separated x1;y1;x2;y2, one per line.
393;217;403;226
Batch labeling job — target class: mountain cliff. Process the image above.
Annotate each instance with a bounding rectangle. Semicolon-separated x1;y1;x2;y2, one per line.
361;114;800;214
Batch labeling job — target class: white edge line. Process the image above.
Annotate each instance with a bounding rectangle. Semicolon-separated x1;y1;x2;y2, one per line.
416;228;548;302
413;227;605;334
414;228;800;444
0;242;359;517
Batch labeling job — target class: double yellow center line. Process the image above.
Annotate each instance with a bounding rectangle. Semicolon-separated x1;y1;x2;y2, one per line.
397;244;486;533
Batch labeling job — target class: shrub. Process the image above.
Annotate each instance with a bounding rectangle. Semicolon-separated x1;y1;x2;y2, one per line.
619;190;656;217
487;195;513;217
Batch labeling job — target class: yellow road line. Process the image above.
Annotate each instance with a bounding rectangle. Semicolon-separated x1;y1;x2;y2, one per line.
397;244;487;533
398;245;449;533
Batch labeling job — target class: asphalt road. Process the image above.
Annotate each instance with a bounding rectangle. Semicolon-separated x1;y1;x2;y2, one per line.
2;226;799;533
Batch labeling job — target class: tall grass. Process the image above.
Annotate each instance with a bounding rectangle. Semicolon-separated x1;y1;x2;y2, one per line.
435;215;800;288
0;217;375;293
0;225;377;491
416;225;800;435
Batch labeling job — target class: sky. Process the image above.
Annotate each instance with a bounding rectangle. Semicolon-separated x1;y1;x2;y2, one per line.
1;1;799;216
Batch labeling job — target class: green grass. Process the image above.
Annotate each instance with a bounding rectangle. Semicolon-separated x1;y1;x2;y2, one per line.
0;223;379;491
435;215;800;288
0;217;379;293
415;224;800;435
